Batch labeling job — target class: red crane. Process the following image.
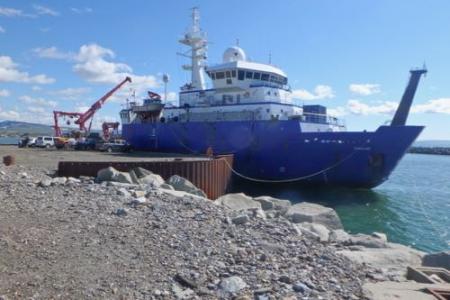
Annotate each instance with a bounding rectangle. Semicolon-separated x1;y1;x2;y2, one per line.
53;76;132;137
102;121;120;141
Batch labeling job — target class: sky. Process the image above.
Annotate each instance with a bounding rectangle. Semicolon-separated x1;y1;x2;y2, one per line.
1;0;450;140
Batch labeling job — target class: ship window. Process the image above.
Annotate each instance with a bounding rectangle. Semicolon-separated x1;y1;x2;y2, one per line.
253;72;261;80
211;73;216;80
237;94;241;103
283;77;288;84
216;72;225;79
261;73;269;81
238;70;245;80
226;71;231;78
231;70;236;77
270;75;277;82
226;79;232;85
246;71;253;79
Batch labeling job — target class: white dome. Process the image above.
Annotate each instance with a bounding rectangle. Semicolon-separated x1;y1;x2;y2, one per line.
223;46;247;63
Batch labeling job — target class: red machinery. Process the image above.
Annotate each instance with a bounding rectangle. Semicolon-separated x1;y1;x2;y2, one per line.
102;122;120;141
53;76;132;137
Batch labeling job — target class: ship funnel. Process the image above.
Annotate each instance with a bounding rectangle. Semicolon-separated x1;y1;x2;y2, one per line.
391;68;427;126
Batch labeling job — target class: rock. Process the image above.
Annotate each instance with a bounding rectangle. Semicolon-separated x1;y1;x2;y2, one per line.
372;232;388;243
166;175;207;197
114;208;128;217
329;229;351;244
278;275;292;284
106;181;137;188
219;276;247;293
51;177;67;185
422;251;450;270
293;282;310;293
295;222;330;242
96;167;133;184
20;172;28;178
160;183;175;190
232;214;250;225
349;234;388;248
132;190;146;198
215;193;261;211
138;174;164;187
171;283;194;299
66;177;81;184
38;178;53;187
285;202;343;229
132;167;153;178
254;196;291;212
117;188;131;198
174;273;198;289
363;281;446;300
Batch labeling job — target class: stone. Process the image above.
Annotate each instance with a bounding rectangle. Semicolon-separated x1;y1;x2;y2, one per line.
293;282;310;293
132;167;153;178
51;177;67;185
138;174;164;187
295;222;330;242
349;234;388;248
174;273;198;289
96;167;133;184
219;276;247;293
422;251;450;270
372;232;388;243
67;177;81;184
363;281;448;300
171;283;194;300
232;214;250;225
38;178;52;187
117;188;131;198
132;190;146;198
254;196;291;212
285;202;343;229
114;208;128;217
166;175;207;197
160;183;175;190
215;193;262;211
329;229;351;244
278;275;292;284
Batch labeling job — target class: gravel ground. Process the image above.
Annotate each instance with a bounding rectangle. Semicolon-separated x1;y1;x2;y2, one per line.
0;148;372;299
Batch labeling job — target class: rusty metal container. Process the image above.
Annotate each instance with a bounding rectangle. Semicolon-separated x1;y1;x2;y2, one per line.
57;155;233;199
3;155;15;166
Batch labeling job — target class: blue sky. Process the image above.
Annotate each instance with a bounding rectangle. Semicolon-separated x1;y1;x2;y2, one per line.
1;0;450;139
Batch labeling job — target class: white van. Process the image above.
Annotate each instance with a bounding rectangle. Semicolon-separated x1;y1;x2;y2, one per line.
35;136;55;148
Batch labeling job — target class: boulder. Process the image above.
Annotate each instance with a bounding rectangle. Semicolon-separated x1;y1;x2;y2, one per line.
372;232;388;243
139;174;164;187
294;222;330;242
96;167;133;184
422;251;450;270
254;196;291;212
215;193;261;211
166;175;207;197
329;229;351;244
160;183;175;190
38;178;52;187
117;188;131;198
51;177;67;185
231;214;250;225
219;276;247;293
285;202;343;229
349;234;388;248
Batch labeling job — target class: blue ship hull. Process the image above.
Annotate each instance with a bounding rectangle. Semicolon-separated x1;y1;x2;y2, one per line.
122;120;423;188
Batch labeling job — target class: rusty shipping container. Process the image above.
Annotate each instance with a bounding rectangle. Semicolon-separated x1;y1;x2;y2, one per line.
58;155;233;199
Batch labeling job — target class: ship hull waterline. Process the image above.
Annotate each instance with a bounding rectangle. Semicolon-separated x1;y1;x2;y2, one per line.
123;120;423;189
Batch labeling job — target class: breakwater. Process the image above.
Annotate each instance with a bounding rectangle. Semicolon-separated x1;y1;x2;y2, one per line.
409;146;450;156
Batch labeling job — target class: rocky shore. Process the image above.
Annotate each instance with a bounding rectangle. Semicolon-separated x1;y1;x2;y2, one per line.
0;163;447;299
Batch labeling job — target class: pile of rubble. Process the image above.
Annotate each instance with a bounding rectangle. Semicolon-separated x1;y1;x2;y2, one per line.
0;164;448;299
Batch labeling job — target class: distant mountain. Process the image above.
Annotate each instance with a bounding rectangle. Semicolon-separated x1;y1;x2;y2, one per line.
414;140;450;148
0;120;53;136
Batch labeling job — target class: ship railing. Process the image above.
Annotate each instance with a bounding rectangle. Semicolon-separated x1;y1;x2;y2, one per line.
295;112;345;127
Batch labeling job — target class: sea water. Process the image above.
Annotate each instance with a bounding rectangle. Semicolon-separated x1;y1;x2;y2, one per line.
233;154;450;253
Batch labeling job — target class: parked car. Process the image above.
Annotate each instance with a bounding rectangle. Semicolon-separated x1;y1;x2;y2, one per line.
35;136;55;148
27;137;37;147
99;139;132;153
18;136;36;148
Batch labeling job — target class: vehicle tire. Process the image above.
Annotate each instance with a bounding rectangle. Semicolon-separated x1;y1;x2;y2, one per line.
107;147;113;153
45;144;51;149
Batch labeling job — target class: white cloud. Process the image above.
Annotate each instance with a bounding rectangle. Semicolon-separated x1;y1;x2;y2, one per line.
33;47;74;60
0;6;25;17
412;98;450;114
19;95;57;108
0;26;5;33
347;99;398;115
0;56;55;84
0;108;20;120
73;43;159;96
292;85;335;101
70;7;93;14
27;106;46;113
327;106;347;117
50;87;91;100
31;86;42;91
0;89;10;97
33;5;59;16
349;83;381;96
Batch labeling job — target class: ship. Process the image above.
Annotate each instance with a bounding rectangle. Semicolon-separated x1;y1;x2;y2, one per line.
121;8;426;188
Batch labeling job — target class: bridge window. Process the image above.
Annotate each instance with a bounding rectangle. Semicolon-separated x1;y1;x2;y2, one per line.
216;72;225;79
226;71;231;78
246;71;253;79
238;70;245;80
253;72;261;80
231;70;236;77
211;73;216;80
261;73;269;81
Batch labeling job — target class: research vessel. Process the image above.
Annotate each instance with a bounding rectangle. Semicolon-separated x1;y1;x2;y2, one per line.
121;8;426;188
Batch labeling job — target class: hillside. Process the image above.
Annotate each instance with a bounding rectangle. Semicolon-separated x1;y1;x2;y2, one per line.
0;120;53;136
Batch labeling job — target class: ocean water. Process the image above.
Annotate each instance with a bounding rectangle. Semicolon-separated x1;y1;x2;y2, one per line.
232;154;450;253
0;137;19;145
